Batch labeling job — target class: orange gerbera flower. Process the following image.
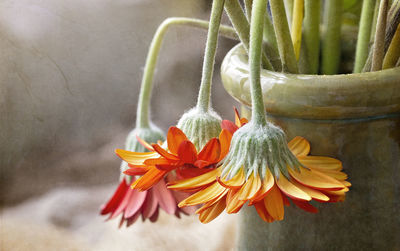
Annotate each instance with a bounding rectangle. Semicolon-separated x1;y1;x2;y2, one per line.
168;115;351;223
116;126;232;191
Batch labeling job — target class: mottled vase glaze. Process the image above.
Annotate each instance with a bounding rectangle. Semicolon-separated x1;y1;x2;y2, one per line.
221;45;400;251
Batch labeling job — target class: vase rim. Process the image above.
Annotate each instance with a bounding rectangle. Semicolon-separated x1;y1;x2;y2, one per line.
221;44;400;120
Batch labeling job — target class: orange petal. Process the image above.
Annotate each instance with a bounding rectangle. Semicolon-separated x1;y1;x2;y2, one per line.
218;129;232;161
276;173;312;201
298;156;343;171
197;138;221;163
226;190;246;214
341;180;352;187
152;144;179;160
177;140;197;164
317;169;348;181
198;198;226;224
249;168;275;204
234;107;241;127
123;165;149;176
238;174;262;201
167;127;188;155
254;200;274;223
289;167;345;191
291;179;330;202
178;182;227;207
221;120;238;135
264;185;284;221
218;168;245;189
131;167;167;191
136;135;155;151
287;136;310;157
168;168;221;190
115;149;158;165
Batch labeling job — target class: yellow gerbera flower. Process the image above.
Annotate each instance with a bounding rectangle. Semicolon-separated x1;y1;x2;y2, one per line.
169;118;350;223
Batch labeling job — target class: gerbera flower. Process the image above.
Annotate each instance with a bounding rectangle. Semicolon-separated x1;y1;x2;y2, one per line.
169;113;351;224
100;175;196;227
116;125;232;192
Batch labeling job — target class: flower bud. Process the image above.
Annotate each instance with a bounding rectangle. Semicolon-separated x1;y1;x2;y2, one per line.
177;107;222;151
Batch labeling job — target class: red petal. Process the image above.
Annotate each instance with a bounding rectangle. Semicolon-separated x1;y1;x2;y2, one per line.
124;165;148;176
152;179;177;214
197;138;221;163
292;200;318;213
109;188;134;219
177;140;197;163
167;127;188;155
149;208;159;222
124;189;147;218
142;189;158;218
221;120;238;135
100;179;129;215
194;160;212;169
126;212;141;227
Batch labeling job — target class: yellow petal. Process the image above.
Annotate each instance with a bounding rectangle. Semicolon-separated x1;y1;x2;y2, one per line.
298;156;342;171
198;198;226;224
220;168;245;188
276;173;312;201
318;169;348;181
226;190;246;214
341;180;352;187
289;167;345;191
291;179;330;202
288;136;310;156
168;168;221;190
250;168;275;203
264;185;284;221
178;182;227;207
238;174;261;201
115;149;159;165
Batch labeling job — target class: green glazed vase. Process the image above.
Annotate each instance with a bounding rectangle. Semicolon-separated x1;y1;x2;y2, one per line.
221;45;400;251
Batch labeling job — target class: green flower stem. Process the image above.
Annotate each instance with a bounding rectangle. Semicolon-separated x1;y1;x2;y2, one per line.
301;0;320;74
136;17;237;128
270;0;299;73
383;23;400;69
371;0;389;71
244;0;253;20
196;0;225;113
321;0;343;75
354;0;376;73
224;0;274;70
284;0;294;29
291;0;304;60
249;0;268;126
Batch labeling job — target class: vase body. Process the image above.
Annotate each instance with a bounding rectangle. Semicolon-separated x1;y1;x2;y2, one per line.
221;45;400;251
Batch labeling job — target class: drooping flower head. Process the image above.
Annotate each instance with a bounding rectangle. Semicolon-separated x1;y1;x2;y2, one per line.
116;123;231;192
169;112;351;223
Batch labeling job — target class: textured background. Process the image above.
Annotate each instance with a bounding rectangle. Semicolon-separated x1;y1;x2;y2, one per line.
0;0;238;250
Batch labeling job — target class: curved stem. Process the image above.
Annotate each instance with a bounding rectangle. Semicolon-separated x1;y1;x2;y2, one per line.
383;23;400;69
224;0;274;70
196;0;225;113
270;0;299;73
354;0;375;73
249;0;268;126
136;17;237;128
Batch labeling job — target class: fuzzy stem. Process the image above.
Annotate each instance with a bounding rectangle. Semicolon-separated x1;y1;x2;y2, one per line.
196;0;225;113
371;0;389;71
270;0;299;73
244;0;253;21
249;0;268;126
224;0;274;70
383;23;400;68
136;17;237;128
301;0;320;74
291;0;304;60
321;0;343;75
354;0;376;73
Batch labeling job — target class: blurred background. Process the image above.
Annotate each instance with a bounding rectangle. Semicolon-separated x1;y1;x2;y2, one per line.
0;0;239;250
